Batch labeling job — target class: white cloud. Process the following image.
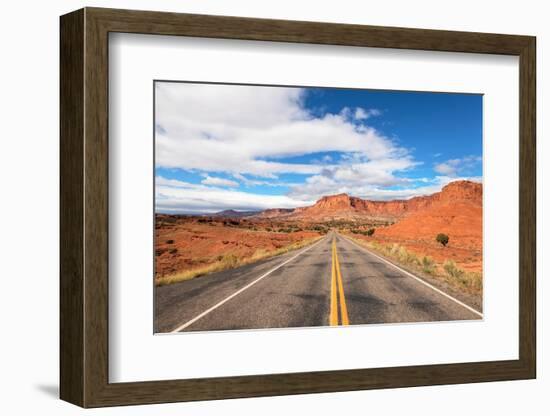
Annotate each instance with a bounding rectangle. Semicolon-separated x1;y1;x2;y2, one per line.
354;107;381;120
155;83;406;178
290;175;482;202
232;173;298;188
156;176;312;213
201;175;239;188
434;160;460;176
366;176;483;200
340;107;381;121
434;155;481;176
288;156;420;201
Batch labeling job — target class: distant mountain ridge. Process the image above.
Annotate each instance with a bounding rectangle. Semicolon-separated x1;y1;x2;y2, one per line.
224;180;481;221
210;180;481;221
210;209;259;218
298;180;479;219
375;180;483;250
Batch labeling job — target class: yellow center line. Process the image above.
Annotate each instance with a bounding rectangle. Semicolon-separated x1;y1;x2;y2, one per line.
330;236;350;326
330;239;339;325
334;239;350;325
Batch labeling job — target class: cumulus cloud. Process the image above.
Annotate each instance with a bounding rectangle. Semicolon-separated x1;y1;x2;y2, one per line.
354;107;382;120
287;155;420;201
290;175;482;202
339;107;381;122
155;83;405;177
433;155;481;176
156;176;312;213
201;175;239;188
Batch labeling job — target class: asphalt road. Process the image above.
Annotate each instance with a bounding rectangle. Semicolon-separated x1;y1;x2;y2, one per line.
155;232;482;333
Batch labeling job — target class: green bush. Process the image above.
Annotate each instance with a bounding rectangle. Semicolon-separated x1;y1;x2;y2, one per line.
366;228;375;236
436;233;449;247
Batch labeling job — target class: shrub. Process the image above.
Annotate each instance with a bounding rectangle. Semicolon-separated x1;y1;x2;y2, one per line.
466;272;483;292
366;228;375;236
221;254;239;268
398;246;420;265
421;256;435;274
358;236;482;295
397;246;409;262
443;260;464;278
390;243;400;256
166;239;174;244
436;233;449;247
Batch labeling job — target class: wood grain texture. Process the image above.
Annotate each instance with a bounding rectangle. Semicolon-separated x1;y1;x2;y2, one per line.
518;38;536;376
83;10;110;406
59;7;537;408
59;8;84;407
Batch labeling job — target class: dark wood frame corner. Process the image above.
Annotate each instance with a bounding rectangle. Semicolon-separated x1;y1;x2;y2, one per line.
60;7;536;408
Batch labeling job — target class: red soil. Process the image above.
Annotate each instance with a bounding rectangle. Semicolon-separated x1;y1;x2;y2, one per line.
155;217;320;278
361;181;482;272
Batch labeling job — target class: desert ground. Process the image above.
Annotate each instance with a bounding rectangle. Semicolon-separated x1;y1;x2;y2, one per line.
155;215;324;285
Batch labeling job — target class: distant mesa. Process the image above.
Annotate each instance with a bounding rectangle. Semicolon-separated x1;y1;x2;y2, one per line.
375;180;482;249
253;208;295;219
205;180;482;223
209;209;259;218
250;180;481;222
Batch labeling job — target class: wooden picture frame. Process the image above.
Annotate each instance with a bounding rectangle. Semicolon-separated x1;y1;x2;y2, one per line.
60;7;536;408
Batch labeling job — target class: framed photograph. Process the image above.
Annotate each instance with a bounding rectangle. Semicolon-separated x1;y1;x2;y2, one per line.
60;7;536;407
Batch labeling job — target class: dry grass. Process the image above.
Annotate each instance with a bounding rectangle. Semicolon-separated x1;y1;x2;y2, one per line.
155;236;322;286
442;259;482;292
352;238;482;296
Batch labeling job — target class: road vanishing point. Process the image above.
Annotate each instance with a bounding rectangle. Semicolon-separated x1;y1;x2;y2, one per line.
155;231;482;333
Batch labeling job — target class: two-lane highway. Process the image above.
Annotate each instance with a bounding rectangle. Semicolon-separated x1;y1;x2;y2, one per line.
155;232;482;333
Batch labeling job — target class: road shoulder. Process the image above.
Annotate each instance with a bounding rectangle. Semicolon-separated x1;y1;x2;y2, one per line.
339;233;483;314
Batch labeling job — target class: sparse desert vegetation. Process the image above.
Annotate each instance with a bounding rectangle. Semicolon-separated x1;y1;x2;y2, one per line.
155;237;321;286
436;233;450;247
348;237;482;298
155;215;323;286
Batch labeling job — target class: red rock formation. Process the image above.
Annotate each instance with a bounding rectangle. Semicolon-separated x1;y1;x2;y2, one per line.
376;181;482;250
272;180;481;221
254;208;295;219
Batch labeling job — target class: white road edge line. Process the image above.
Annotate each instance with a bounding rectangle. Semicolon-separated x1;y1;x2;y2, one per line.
170;236;327;333
340;234;483;318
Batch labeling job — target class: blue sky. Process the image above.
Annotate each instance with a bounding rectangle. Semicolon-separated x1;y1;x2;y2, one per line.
155;82;482;214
